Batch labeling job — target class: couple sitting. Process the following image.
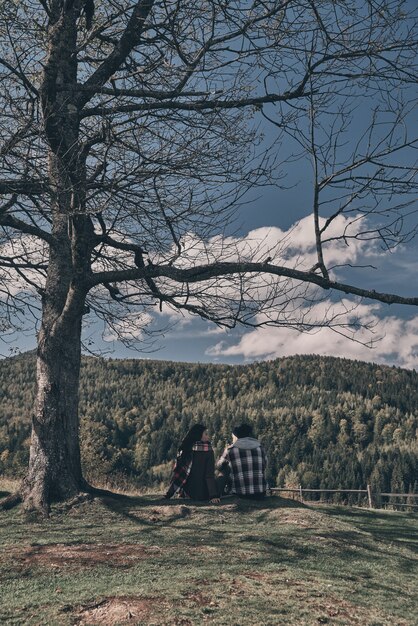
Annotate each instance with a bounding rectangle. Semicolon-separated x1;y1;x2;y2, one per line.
165;423;267;502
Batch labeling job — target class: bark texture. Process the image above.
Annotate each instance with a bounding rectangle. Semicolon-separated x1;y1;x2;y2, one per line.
22;316;84;513
20;0;156;514
22;1;91;514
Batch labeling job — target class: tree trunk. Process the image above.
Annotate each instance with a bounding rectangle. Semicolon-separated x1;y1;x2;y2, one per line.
22;315;85;515
20;2;94;515
21;201;95;514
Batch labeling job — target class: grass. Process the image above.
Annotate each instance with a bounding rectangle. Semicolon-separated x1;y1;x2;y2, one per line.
0;477;20;499
0;482;417;626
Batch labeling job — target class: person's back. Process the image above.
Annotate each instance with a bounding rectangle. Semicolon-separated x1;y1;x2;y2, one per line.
183;447;217;500
165;424;219;503
217;424;267;499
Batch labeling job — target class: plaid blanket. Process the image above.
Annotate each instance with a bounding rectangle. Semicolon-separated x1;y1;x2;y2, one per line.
165;441;212;499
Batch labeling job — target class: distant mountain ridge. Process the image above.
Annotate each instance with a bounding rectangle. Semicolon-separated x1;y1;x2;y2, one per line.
0;352;417;500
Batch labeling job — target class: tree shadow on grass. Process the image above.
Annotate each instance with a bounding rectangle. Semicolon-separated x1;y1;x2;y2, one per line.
95;493;297;533
234;494;306;511
40;493;417;610
99;493;307;526
97;493;346;566
318;506;418;554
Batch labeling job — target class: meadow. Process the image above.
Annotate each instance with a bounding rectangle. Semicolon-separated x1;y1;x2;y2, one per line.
1;479;417;625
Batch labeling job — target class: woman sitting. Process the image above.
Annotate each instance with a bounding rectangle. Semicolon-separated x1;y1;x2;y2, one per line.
165;424;220;503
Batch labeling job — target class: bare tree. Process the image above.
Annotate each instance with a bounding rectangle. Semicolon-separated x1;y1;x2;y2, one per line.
0;0;417;514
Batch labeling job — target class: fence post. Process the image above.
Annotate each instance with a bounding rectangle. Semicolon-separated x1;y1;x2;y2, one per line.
367;484;373;509
299;484;303;502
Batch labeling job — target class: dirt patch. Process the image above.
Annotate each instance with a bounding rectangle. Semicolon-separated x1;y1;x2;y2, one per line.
306;594;411;625
242;571;270;581
127;504;192;523
265;508;323;527
182;589;220;609
10;542;155;569
149;505;191;520
73;596;196;626
73;596;158;625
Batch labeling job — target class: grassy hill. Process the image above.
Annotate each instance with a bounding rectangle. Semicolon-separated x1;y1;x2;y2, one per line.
0;478;416;625
0;352;417;500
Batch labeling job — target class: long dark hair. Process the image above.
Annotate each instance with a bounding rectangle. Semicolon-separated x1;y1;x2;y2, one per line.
178;423;207;459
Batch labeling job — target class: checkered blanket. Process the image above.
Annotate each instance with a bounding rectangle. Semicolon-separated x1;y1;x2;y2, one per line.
165;441;212;499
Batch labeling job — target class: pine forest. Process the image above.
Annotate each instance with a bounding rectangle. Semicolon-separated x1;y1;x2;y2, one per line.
0;352;417;505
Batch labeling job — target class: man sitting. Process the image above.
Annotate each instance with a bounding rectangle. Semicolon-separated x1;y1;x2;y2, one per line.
216;423;267;499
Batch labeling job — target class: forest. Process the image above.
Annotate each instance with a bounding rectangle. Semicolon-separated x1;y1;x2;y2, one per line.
0;352;417;504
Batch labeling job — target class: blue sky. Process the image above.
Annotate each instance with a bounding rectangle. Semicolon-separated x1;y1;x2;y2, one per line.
83;186;418;368
3;147;418;368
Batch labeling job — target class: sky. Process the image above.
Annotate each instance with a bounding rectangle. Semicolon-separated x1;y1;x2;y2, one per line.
3;129;418;369
2;4;418;370
81;188;418;370
96;116;418;370
3;127;418;369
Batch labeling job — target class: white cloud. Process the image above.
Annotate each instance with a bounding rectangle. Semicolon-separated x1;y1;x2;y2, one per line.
0;236;48;297
170;213;368;272
103;311;154;342
151;214;370;331
207;304;418;370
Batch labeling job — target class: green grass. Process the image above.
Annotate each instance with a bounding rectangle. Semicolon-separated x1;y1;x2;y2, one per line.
0;487;417;625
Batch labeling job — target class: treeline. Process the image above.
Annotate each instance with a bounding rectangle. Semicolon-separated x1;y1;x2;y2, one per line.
0;352;417;502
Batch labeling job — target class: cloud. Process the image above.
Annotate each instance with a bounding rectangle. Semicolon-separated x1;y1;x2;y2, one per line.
0;236;48;297
2;215;408;366
170;213;368;272
145;213;411;369
149;214;371;333
207;303;418;370
103;311;154;342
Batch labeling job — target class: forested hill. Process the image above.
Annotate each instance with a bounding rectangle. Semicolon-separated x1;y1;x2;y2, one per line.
1;352;417;497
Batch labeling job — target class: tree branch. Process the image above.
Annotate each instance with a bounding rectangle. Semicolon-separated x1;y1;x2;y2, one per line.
88;262;418;307
80;86;311;118
76;0;156;109
37;0;51;17
0;180;49;196
0;57;38;96
0;214;54;245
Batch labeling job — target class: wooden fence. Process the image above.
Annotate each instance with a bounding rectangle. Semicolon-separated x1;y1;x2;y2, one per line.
268;485;418;510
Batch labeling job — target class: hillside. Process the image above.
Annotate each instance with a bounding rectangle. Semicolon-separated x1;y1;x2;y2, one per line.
0;352;417;499
0;480;417;625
